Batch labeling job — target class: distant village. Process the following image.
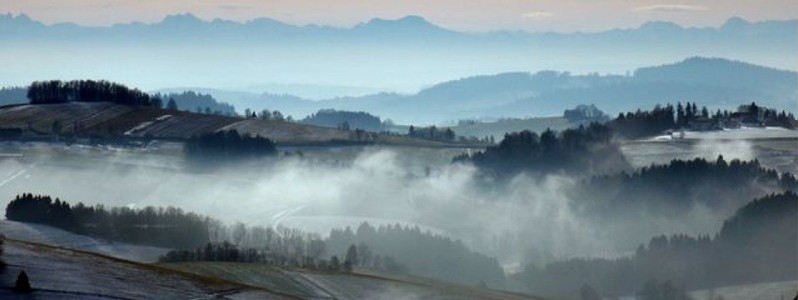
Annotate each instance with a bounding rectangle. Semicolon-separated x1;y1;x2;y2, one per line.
687;102;796;131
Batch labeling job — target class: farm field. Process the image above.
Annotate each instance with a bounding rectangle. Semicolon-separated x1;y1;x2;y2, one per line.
622;128;798;174
161;262;542;300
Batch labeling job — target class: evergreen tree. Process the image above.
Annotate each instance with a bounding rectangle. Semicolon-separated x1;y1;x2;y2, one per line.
14;271;32;293
345;244;358;267
166;98;178;110
330;255;341;271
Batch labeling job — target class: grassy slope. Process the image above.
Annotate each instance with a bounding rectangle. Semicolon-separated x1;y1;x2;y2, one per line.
0;103;479;147
0;239;289;299
0;220;169;263
160;262;544;300
0;221;540;299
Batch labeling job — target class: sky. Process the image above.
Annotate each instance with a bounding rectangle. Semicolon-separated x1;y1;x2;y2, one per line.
1;0;796;32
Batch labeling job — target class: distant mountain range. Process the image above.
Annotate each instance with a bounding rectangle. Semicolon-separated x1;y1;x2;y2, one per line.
1;14;795;94
182;57;797;124
1;13;795;45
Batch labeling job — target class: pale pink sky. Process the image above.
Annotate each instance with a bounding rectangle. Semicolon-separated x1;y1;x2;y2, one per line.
1;0;796;32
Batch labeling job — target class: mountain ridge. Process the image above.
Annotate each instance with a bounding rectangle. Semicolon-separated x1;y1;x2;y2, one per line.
2;12;795;35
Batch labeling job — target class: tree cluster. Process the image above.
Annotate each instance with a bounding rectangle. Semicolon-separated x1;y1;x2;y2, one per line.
160;241;272;264
27;80;162;107
162;221;330;269
326;222;505;287
242;108;289;122
151;91;236;116
516;191;797;298
563;104;610;124
408;125;456;142
572;156;797;218
454;123;621;177
5;194;211;249
184;130;277;161
610;104;677;139
301;109;382;131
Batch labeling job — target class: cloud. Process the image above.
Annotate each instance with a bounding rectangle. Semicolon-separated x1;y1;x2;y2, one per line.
522;10;554;20
633;4;709;12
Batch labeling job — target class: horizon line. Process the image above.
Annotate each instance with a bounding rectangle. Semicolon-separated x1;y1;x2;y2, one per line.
2;12;796;34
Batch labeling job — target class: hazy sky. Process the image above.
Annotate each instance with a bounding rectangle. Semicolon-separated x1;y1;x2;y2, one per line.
1;0;796;32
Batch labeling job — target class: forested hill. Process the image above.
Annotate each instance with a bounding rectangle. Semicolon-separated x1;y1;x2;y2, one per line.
512;191;798;298
454;102;796;179
0;80;482;146
4;194;511;292
453;123;627;178
5;58;794;124
634;57;797;94
196;57;798;124
570;157;797;220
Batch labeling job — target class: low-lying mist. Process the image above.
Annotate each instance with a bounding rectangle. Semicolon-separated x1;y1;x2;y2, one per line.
2;140;778;271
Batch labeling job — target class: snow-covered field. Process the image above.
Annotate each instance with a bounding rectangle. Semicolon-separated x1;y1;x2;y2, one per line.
646;127;798;141
623;128;798;173
0;220;169;262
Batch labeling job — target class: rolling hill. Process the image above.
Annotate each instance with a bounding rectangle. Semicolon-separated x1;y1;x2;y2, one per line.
197;57;798;124
0;228;543;299
0;220;168;262
0;102;462;147
0;238;285;299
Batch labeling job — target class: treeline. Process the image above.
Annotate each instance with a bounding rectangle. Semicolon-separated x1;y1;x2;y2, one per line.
161;223;326;268
408;125;456;142
610;102;796;139
184;130;277;161
456;102;796;178
243;108;291;122
159;225;410;275
571;156;797;218
514;191;798;298
302;109;382;131
152;91;236;116
454;123;623;177
609;104;677;139
27;80;162;107
326;222;506;288
5;194;211;249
